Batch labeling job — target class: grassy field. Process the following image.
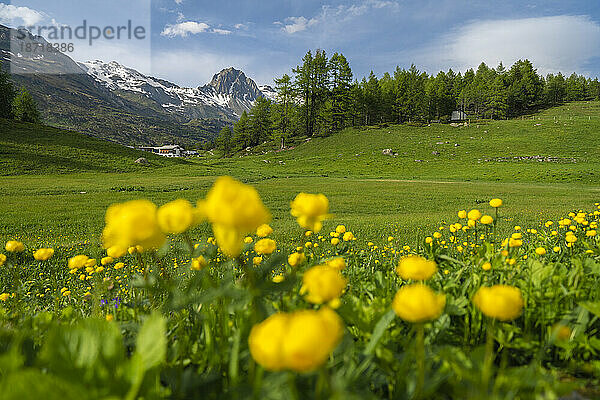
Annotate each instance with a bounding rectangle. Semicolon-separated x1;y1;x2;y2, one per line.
1;101;600;248
3;102;600;399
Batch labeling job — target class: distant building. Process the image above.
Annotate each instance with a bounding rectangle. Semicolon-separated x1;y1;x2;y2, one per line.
451;111;468;121
139;145;185;157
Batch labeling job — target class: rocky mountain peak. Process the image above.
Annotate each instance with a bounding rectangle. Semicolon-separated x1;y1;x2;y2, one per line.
206;67;262;101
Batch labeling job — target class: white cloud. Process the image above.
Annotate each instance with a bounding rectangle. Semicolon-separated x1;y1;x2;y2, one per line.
161;21;210;37
414;15;600;76
280;0;399;34
174;0;183;4
0;3;44;27
282;16;318;34
212;28;231;35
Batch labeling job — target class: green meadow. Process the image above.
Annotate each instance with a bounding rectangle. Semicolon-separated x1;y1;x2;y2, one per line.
1;101;600;247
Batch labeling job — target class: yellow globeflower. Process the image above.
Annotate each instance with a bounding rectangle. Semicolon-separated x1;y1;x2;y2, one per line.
565;234;577;244
467;209;482;221
68;255;89;270
396;255;437;281
342;231;355;241
106;245;127;259
300;265;347;305
5;241;24;253
508;238;522;248
254;238;277;255
335;225;346;234
331;238;340;245
191;256;208;271
290;193;329;233
326;257;346;271
288;252;306;267
0;293;9;301
244;236;253;244
586;230;597;237
281;308;344;372
480;215;493;225
489;198;503;208
33;248;54;261
253;256;263;265
157;199;197;234
392;284;446;323
256;224;273;237
473;285;524;321
482;262;492;271
102;200;166;252
0;254;6;267
458;210;467;219
101;256;114;266
249;308;343;372
433;232;442;239
114;262;125;270
535;247;546;256
203;176;271;258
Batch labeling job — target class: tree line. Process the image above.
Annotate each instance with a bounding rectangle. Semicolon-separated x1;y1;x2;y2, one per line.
0;62;41;124
216;51;600;155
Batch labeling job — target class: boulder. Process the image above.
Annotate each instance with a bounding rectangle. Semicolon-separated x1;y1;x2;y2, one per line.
135;157;150;165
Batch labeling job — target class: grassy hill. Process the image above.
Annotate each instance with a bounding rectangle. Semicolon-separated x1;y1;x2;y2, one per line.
0;118;187;175
1;101;600;246
203;101;600;184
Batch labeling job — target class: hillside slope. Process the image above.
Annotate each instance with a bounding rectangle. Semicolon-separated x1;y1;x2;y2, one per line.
0;119;187;175
204;101;600;185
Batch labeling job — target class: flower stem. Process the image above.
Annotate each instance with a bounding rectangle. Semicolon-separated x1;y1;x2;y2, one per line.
482;319;495;394
415;323;425;399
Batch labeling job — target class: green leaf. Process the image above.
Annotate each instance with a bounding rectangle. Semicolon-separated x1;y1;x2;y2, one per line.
580;301;600;318
363;309;396;355
135;312;166;370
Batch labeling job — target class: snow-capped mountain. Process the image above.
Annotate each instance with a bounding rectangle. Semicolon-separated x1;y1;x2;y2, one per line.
79;60;273;119
258;85;278;102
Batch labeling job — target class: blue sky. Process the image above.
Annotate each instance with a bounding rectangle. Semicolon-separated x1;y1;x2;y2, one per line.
2;0;600;86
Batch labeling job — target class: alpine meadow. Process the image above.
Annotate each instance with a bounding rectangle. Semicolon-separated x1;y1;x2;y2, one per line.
2;2;600;399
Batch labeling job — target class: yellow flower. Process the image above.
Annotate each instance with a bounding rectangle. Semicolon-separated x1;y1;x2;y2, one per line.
565;234;577;243
331;238;340;245
396;255;437;281
586;230;597;237
300;265;347;305
68;255;89;270
388;236;394;242
467;209;482;221
552;324;572;341
102;200;166;252
106;314;114;322
342;231;355;241
482;262;492;271
248;308;343;372
290;193;329;232
254;238;277;255
480;215;493;225
272;274;284;283
458;210;467;219
244;236;253;244
0;254;6;267
326;257;346;271
508;238;522;248
288;252;306;267
114;262;125;270
253;256;263;265
335;225;346;234
157;199;197;234
489;198;503;208
203;176;271;257
425;237;433;244
33;248;54;261
535;247;546;256
256;224;273;237
191;256;208;271
473;285;524;321
106;245;127;259
5;241;24;253
85;258;97;268
553;246;561;253
95;266;104;273
433;232;442;239
101;256;114;266
392;284;446;323
0;293;9;301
